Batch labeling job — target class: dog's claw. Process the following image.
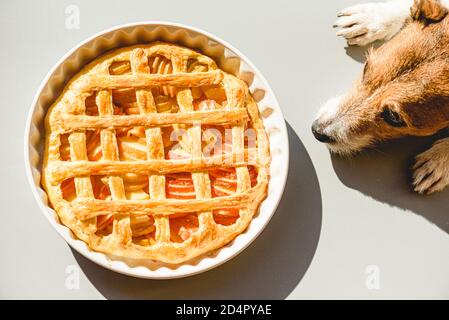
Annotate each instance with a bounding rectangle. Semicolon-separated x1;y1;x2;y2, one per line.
337;12;351;18
336;26;368;39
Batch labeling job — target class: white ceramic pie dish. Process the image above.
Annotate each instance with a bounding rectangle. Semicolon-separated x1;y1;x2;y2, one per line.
24;22;289;279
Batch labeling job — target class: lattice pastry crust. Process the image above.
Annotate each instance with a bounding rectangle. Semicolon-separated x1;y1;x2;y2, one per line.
42;42;270;264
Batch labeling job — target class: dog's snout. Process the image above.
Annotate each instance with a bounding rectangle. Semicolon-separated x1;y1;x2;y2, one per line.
311;121;334;143
312;128;333;143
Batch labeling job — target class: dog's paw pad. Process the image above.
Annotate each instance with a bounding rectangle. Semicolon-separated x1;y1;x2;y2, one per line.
412;143;449;194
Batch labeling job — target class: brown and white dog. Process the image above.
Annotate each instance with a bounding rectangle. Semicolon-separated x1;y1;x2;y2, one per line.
312;0;449;194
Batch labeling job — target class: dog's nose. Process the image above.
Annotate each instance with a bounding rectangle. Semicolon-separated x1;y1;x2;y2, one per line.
311;121;334;143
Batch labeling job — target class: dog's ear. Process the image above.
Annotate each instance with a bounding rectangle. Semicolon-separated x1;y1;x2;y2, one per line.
411;0;448;23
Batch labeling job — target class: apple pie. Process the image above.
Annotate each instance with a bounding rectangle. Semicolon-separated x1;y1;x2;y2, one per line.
41;42;270;264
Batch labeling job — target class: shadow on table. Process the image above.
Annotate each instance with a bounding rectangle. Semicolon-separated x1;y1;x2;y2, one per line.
331;132;449;234
344;41;383;63
73;122;322;299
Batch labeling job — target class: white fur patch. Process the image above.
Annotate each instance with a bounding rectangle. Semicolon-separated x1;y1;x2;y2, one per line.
315;95;374;155
326;135;375;156
316;95;343;122
316;95;351;141
335;0;413;46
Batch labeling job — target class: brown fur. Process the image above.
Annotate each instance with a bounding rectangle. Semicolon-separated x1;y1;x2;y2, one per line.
411;0;448;23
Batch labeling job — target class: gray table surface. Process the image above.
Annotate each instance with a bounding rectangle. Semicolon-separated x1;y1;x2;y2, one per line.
1;0;448;299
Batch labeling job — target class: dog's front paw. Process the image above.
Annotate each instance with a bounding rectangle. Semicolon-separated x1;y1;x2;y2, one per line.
334;2;409;46
412;138;449;194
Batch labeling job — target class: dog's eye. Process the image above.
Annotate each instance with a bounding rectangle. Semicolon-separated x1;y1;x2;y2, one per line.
381;108;406;127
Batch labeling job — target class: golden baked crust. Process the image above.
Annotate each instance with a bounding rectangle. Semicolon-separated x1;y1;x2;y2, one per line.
42;42;270;264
